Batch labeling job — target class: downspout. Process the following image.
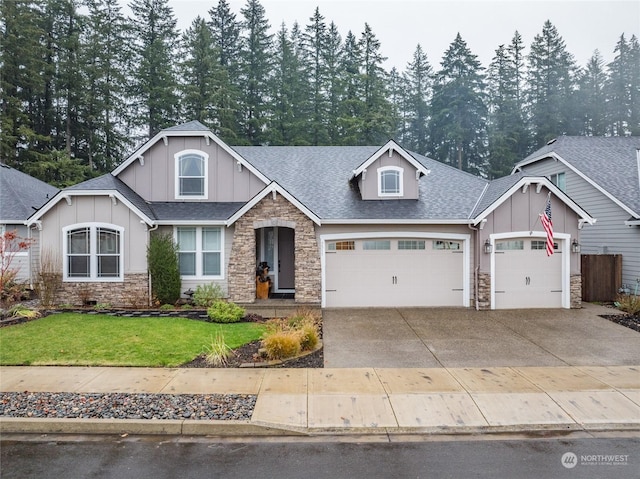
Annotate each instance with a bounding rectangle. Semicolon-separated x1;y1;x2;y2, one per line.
146;223;159;306
468;222;480;310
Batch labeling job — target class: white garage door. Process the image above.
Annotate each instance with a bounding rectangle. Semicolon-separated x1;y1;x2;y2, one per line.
324;238;465;307
494;238;563;309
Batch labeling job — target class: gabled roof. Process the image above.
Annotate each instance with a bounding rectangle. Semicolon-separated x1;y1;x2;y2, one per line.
470;174;595;226
513;136;640;219
234;145;488;222
111;120;270;185
0;163;58;223
350;139;430;180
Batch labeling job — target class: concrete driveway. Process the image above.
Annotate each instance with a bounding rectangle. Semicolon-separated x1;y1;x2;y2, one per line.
322;303;640;368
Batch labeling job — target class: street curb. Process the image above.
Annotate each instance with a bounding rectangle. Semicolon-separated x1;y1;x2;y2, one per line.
3;417;639;437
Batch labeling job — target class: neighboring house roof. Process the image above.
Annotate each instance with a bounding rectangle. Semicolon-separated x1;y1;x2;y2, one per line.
234;145;488;222
0;163;58;223
514;136;640;219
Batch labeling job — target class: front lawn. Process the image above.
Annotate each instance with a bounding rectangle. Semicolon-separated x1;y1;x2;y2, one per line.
0;313;265;367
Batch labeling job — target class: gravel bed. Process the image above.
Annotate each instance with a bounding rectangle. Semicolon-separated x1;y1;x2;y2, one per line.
0;392;256;421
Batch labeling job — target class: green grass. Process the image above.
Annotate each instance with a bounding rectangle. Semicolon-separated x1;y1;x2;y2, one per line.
0;313;266;367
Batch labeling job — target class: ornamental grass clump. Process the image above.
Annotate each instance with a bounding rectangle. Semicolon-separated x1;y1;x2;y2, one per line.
207;300;245;323
261;311;320;360
203;332;233;367
262;330;301;360
615;294;640;315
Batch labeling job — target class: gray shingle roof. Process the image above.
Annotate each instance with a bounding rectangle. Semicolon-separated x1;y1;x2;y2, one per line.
233;146;488;220
471;173;525;218
519;136;640;216
0;163;58;222
150;202;245;221
163;120;210;132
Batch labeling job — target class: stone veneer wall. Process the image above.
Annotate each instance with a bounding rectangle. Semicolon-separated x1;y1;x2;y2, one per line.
570;274;582;309
55;273;149;308
477;272;491;310
227;194;321;304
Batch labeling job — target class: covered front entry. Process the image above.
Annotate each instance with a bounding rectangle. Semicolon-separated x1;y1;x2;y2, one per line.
322;234;469;308
256;226;295;293
492;235;565;309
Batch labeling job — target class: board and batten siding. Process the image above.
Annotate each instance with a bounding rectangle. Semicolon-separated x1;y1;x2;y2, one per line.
520;157;640;289
117;137;265;202
39;196;149;275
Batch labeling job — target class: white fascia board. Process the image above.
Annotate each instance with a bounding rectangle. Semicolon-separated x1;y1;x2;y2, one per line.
226;182;321;226
26;190;67;225
112;130;271;186
472;176;595;226
625;219;640;226
513;152;639;219
28;190;154;226
320;218;473;225
351;140;430;180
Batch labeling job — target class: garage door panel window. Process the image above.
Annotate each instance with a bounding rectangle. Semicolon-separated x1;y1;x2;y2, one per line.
496;240;524;251
176;226;223;278
363;240;391;250
433;240;461;250
531;240;558;251
327;241;355;251
398;240;425;250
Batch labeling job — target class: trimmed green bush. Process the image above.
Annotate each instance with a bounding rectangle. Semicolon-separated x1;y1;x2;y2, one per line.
193;283;224;308
207;301;245;323
147;233;181;305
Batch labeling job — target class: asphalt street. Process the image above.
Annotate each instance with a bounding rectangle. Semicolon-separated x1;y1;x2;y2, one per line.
1;433;638;479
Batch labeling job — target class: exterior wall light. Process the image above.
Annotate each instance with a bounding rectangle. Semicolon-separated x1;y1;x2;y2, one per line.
571;239;581;253
483;239;492;254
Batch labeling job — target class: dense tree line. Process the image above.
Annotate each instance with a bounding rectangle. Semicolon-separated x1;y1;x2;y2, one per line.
1;0;639;186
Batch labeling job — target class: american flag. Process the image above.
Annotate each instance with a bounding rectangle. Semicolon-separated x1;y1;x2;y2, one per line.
540;195;554;256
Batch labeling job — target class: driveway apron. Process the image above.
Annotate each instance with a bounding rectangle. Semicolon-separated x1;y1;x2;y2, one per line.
322;304;640;368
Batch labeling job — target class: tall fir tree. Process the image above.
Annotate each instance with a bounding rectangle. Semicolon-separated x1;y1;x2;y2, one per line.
181;16;222;127
387;67;408;144
575;50;608;136
606;34;640;135
324;21;344;144
486;32;529;178
81;0;131;172
338;31;364;144
429;33;488;174
238;0;274;145
527;20;577;147
403;44;432;154
128;0;181;139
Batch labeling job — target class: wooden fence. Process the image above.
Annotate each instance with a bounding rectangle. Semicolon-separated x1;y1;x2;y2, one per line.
581;254;623;302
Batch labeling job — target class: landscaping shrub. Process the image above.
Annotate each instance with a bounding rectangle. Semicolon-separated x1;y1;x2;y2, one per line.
147;233;181;305
37;248;62;308
159;304;175;311
298;321;319;351
193;283;224;308
9;304;41;319
615;294;640;315
262;330;301;360
203;332;233;367
207;301;245;323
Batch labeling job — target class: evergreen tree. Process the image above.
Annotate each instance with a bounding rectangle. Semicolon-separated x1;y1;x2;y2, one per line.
181;16;221;126
403;44;432;153
358;23;391;144
429;33;487;174
338;31;364;144
388;67;408;144
576;50;608;135
526;20;577;147
324;21;344;144
486;32;529;178
302;7;330;145
128;0;181;138
606;34;640;135
238;0;274;145
0;0;48;169
80;0;131;172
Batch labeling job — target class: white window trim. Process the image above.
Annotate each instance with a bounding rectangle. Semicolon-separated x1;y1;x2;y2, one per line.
377;166;403;197
174;226;224;280
62;223;124;282
175;149;209;200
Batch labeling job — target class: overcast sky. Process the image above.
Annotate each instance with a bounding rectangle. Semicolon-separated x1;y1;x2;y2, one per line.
129;0;639;70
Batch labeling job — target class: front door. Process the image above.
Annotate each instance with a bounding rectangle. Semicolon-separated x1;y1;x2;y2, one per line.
256;227;295;293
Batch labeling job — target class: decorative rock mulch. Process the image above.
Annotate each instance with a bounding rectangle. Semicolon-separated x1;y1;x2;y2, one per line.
600;313;640;332
0;392;256;421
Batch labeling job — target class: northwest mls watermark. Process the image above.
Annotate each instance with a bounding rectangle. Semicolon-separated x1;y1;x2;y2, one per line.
561;452;630;469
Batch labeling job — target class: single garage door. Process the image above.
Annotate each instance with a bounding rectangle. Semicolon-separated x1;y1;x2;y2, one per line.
494;238;563;309
324;238;465;307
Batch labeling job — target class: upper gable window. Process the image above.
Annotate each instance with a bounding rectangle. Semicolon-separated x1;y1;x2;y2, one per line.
175;150;208;199
378;166;403;197
549;172;566;192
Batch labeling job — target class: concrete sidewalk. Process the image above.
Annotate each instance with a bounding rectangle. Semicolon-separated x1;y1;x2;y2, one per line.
1;365;639;436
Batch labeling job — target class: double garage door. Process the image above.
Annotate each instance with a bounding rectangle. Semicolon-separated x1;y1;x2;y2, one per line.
494;237;563;309
324;237;465;308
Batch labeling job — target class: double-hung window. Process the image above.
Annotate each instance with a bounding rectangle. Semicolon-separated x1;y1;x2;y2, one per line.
378;166;403;197
176;226;223;278
175;150;208;199
64;224;123;281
